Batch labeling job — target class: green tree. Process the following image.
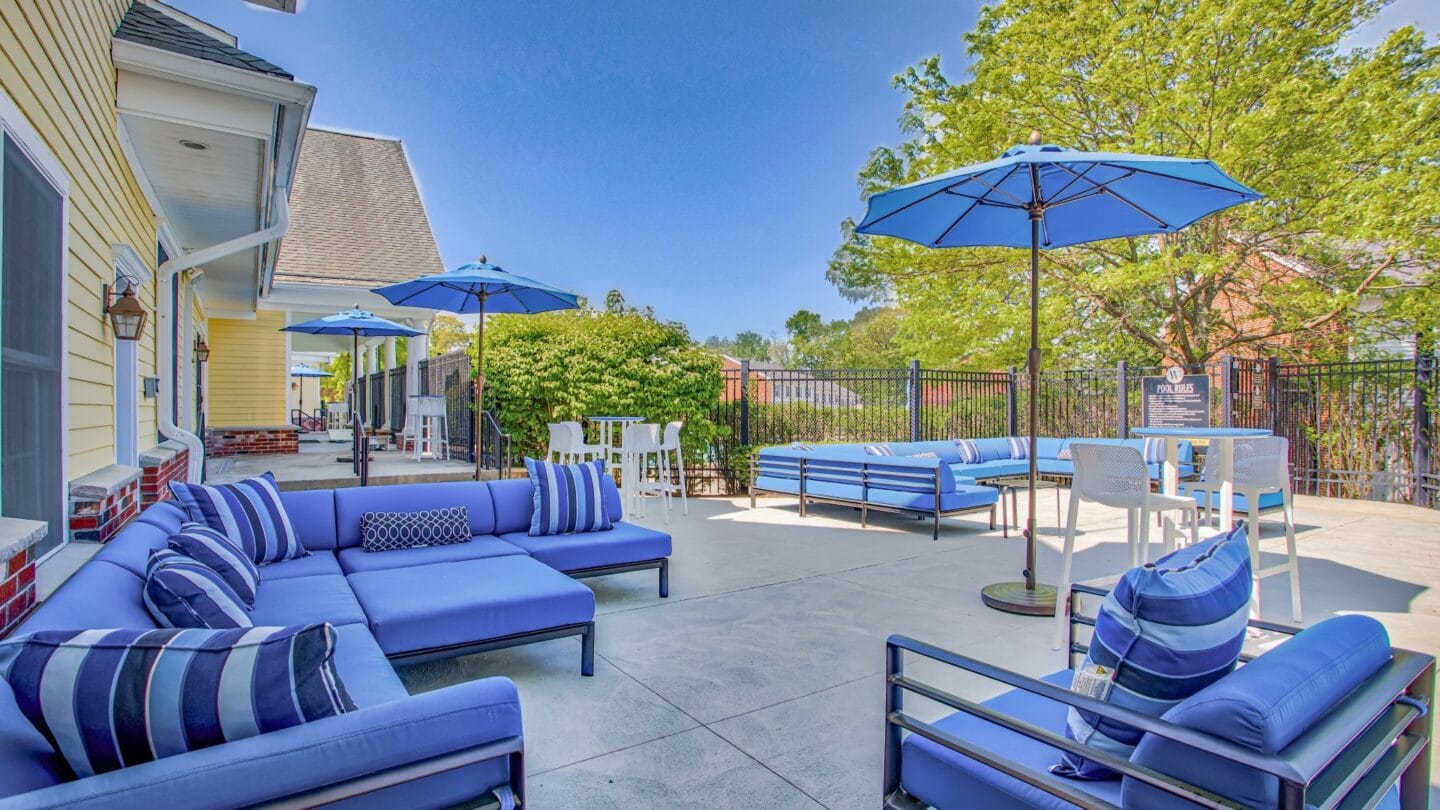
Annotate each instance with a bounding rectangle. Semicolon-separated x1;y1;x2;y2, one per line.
477;304;726;462
831;0;1438;367
429;314;472;357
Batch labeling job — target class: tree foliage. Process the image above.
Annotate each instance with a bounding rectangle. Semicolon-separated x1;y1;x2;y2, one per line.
478;293;726;461
785;307;911;368
429;314;473;357
831;0;1439;366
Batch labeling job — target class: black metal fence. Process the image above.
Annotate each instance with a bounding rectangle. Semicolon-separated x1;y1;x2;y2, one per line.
388;367;407;433
699;352;1438;507
414;350;513;472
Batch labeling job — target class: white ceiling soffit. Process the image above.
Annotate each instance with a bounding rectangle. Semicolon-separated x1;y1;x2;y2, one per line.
113;38;315;313
243;0;299;12
262;282;437;323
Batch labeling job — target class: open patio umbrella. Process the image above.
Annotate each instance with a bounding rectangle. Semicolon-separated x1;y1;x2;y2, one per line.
289;363;330;428
282;308;422;471
855;133;1260;616
372;258;580;480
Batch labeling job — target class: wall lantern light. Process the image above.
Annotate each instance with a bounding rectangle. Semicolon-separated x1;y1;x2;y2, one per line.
194;336;211;363
103;282;147;341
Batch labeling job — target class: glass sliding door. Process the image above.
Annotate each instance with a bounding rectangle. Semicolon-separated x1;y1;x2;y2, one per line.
1;133;66;556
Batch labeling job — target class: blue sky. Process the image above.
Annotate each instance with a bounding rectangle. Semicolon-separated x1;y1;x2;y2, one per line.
172;0;1434;341
170;0;979;340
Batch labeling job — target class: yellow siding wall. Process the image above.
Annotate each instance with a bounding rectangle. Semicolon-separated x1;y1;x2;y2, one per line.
208;312;287;426
1;0;160;480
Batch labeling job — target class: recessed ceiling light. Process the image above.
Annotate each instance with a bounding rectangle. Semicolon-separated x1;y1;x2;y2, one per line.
179;139;209;151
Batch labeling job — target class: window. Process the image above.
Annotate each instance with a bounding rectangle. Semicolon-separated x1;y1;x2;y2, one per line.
1;130;67;557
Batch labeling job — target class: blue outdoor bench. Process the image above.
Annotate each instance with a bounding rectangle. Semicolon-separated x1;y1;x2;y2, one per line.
882;583;1435;809
0;476;671;809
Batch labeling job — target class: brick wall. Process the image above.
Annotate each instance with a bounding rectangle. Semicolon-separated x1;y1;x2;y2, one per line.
139;441;191;507
69;469;141;544
205;426;300;457
0;520;45;638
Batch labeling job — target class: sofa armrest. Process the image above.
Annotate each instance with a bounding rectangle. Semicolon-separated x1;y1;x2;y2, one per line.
0;677;522;810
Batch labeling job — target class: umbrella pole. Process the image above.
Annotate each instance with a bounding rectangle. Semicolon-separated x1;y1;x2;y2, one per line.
981;211;1058;616
352;330;360;475
474;293;486;481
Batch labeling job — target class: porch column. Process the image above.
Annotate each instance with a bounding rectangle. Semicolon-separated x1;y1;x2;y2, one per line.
407;331;427;397
383;336;397;429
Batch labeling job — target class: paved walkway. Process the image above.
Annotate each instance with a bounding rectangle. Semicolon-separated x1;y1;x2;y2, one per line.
205;440;476;489
393;492;1440;808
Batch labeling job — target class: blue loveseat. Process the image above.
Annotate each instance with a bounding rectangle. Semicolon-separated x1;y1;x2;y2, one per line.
0;477;672;809
883;588;1436;809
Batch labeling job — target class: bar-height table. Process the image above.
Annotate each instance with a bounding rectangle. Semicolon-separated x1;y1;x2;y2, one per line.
587;416;644;517
1129;426;1273;532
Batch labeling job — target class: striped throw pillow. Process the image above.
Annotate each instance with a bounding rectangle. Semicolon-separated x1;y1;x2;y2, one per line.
863;444;894;456
168;523;259;608
789;442;813;452
361;506;471;552
169;473;307;565
1007;436;1029;459
143;549;253;629
954;438;981;464
525;458;614;536
1141;437;1167;463
0;625;354;778
1054;524;1252;780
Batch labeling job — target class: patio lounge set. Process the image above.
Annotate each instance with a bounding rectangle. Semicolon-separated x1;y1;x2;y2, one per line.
0;472;670;808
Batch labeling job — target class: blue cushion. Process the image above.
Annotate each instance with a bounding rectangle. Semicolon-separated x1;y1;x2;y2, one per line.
1123;614;1393;809
330;622;408;708
864;484;998;513
167;523;259;608
249;574;368;628
134;500;186;535
801;479;865;502
1035;437;1068;459
1181;487;1285;512
0;678;66;797
865;457;956;494
17;561;154;634
259;552;343;581
487;477;624;536
279;489;339;551
951;459;1030;479
525;458;614;536
0;625;355;778
346;556;596;656
753;475;801;495
334;481;497;549
886;441;963;462
143;549;253;629
972;437;1014;461
1058;525;1252;779
91;521;170;578
1035;459;1075;477
361;506;471;552
902;670;1122;809
169;473;308;565
499;521;671;571
338;534;525;575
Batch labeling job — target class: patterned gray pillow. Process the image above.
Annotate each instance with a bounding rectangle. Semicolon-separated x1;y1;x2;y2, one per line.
360;506;471;552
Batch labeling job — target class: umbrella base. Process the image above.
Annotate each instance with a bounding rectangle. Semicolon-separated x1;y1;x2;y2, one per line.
980;581;1057;616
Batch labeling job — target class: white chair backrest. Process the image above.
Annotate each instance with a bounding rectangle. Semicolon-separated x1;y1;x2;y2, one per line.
409;396;447;418
661;421;683;450
546;423;571;454
1233;436;1289;491
561;421;587;452
1070;442;1150;509
624;423;660;453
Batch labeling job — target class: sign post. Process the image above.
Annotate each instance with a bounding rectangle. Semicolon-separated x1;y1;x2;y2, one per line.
1142;367;1210;428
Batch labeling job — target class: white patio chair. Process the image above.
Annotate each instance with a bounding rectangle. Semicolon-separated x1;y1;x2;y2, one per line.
408;396;449;461
657;420;688;515
562;421;607;463
546;423;573;463
620;423;669;523
1183;436;1301;622
1053;442;1199;649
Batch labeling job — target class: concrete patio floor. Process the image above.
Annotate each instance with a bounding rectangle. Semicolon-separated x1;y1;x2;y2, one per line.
391;491;1440;808
205;440;477;489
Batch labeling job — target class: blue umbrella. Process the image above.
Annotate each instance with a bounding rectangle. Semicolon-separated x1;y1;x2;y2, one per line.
856;134;1260;616
282;308;422;468
289;363;331;425
372;258;580;478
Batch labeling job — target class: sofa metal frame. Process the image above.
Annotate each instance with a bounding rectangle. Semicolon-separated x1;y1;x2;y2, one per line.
750;456;997;541
566;557;670;598
387;620;597;677
883;583;1436;809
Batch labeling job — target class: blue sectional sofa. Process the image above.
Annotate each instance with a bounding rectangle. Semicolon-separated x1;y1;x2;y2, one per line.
0;477;672;809
882;589;1436;809
751;436;1195;539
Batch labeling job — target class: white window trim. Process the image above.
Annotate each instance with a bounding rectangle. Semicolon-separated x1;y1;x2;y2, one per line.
111;245;150;468
0;87;70;562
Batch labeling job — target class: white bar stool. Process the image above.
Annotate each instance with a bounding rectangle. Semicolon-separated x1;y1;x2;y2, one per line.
409;395;449;461
621;423;669;523
657;420;688;515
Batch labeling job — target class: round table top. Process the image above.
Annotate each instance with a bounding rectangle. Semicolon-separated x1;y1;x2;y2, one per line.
1130;427;1272;439
587;415;645;422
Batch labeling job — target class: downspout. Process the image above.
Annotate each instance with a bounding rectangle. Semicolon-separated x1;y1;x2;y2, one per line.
158;190;291;481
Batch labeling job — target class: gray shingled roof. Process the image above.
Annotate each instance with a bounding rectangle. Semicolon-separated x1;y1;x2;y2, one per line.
115;3;293;79
274;129;446;288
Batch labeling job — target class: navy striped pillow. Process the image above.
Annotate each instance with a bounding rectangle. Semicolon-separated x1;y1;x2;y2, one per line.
1054;524;1252;780
169;472;308;565
168;523;259;608
1007;436;1029;459
144;549;253;629
525;458;614;536
0;625;354;778
954;438;981;464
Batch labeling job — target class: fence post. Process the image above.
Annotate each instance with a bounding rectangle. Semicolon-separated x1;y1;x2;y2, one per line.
1219;354;1235;428
1006;367;1018;437
739;359;751;447
1415;346;1433;508
1265;357;1279;431
908;359;921;442
1116;360;1128;438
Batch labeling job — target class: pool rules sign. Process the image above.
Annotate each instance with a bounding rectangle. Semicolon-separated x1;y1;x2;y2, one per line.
1142;367;1210;428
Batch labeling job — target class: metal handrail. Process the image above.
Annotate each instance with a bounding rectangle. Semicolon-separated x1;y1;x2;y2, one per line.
480;410;512;479
352;412;369;486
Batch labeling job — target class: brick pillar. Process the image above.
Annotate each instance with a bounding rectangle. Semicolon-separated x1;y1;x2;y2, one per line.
0;518;45;637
